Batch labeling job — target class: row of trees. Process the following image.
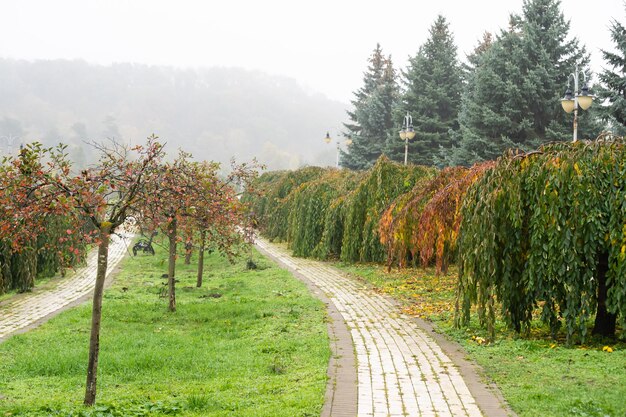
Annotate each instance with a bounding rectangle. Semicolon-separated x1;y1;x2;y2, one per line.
246;139;625;343
245;158;433;263
342;0;625;169
0;137;258;405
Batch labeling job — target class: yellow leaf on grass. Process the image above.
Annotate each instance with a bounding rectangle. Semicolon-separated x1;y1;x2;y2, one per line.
602;346;614;353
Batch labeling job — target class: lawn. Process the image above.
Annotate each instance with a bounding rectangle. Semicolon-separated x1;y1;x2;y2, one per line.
0;247;329;417
337;262;626;417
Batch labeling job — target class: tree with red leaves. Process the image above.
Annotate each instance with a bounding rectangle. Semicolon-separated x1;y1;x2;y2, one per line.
140;154;259;309
191;160;259;288
0;143;85;292
379;162;493;274
0;136;165;406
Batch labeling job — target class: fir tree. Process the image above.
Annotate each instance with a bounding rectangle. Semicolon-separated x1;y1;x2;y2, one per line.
465;32;493;72
341;45;399;170
387;15;463;167
448;0;602;165
599;13;626;133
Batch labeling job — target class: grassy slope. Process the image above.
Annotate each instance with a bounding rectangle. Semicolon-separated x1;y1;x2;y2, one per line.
338;263;626;417
0;248;329;417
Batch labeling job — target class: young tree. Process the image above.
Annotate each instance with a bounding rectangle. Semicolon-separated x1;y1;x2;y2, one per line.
191;160;256;288
341;45;399;170
68;138;164;405
141;155;258;308
386;15;463;166
139;151;197;312
0;136;165;405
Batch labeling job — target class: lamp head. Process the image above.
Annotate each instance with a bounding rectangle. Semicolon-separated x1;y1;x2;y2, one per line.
561;88;575;113
399;129;407;141
406;125;416;140
324;132;332;144
577;83;593;110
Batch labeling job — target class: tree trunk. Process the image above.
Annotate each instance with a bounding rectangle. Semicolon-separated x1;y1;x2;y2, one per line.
84;224;111;406
184;239;192;265
592;251;616;337
23;248;35;292
168;218;177;312
196;229;206;288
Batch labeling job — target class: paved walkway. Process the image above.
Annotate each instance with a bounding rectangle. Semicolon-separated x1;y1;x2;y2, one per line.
257;237;513;417
0;232;131;341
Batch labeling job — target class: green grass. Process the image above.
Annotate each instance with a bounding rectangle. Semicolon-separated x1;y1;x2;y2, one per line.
0;248;329;416
336;262;626;417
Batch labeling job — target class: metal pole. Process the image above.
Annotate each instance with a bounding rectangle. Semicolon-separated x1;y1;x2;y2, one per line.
404;137;408;165
403;113;409;165
573;107;578;143
570;65;587;142
336;141;340;168
572;65;579;143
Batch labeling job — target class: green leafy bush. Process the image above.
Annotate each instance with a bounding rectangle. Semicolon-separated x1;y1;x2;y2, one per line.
457;140;626;342
340;157;433;263
288;169;363;257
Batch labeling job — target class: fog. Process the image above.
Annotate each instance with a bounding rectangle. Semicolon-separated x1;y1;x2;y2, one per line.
0;0;623;168
0;59;345;169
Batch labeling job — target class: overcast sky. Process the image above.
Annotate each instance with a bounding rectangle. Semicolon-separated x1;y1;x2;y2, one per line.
1;0;623;103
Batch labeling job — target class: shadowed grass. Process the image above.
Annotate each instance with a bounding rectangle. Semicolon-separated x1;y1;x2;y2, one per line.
0;248;329;416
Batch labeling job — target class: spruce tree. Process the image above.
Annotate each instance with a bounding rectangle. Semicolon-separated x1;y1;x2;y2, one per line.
599;13;626;133
465;32;493;72
387;15;463;166
341;45;399;170
448;0;602;165
442;33;499;166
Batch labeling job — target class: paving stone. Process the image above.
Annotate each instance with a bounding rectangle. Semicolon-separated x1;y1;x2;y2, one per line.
0;233;131;340
255;237;489;417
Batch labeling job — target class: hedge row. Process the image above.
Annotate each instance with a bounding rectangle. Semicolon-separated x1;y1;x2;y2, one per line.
247;140;626;340
245;157;433;263
0;214;89;294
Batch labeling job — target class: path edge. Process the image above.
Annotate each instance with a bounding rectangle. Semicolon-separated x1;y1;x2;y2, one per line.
256;243;358;417
411;315;517;417
0;241;131;344
349;272;518;417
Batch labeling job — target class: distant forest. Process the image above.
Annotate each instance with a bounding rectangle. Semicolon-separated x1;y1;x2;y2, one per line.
0;59;346;169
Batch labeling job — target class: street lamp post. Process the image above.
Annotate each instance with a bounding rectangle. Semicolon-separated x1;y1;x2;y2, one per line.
561;64;593;142
398;112;416;165
324;131;353;168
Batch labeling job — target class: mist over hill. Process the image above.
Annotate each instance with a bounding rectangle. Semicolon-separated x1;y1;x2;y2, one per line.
0;59;347;169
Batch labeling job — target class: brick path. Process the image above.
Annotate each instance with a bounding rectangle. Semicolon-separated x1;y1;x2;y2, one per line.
257;237;512;417
0;233;130;340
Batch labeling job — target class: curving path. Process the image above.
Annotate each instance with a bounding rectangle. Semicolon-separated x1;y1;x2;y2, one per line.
256;237;514;417
0;233;512;416
0;233;131;341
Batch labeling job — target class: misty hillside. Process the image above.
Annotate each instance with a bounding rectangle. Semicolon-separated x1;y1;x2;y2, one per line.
0;59;347;169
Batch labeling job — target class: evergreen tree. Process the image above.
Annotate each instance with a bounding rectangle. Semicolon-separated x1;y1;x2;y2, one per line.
387;15;463;166
448;0;602;166
441;32;498;166
341;45;399;170
465;32;493;73
599;13;626;134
